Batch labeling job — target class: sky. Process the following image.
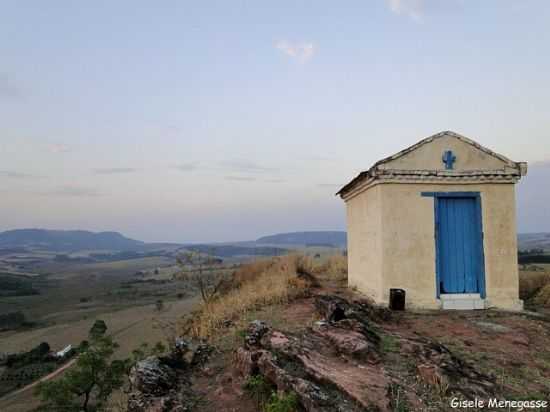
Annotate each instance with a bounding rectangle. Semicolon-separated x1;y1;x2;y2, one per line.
1;0;549;242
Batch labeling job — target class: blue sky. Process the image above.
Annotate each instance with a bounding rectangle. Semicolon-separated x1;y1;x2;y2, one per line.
1;1;549;242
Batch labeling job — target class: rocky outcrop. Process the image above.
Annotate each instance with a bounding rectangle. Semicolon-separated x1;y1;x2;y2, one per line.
312;321;377;361
234;297;390;411
315;294;392;325
234;295;498;411
127;355;190;412
129;356;177;396
127;339;212;412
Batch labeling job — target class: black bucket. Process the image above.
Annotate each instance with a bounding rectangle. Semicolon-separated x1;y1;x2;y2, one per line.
389;288;406;311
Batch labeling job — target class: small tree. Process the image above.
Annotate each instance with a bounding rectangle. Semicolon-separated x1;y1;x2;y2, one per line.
36;335;124;412
176;250;224;305
89;319;107;340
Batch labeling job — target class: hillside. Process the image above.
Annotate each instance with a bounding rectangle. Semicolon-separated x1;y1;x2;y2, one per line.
122;255;550;412
256;231;347;247
0;229;144;252
518;232;550;251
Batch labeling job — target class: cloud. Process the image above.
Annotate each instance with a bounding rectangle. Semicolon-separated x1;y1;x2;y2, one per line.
47;185;102;197
265;178;286;183
224;176;257;182
93;167;138;175
0;73;22;99
0;170;36;179
275;40;315;63
174;163;199;172
48;143;71;153
386;0;425;21
219;159;277;174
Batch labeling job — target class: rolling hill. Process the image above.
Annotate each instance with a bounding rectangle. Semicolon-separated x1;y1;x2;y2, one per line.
0;229;144;252
256;231;347;247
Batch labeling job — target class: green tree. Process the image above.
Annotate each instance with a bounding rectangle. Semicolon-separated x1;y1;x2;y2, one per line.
88;319;107;340
35;336;124;412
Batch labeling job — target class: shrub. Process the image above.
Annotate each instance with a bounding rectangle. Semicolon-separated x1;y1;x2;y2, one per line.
89;319;107;339
265;391;299;412
244;375;273;408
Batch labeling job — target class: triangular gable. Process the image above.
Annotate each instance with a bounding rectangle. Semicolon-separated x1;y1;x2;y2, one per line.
374;131;517;172
337;131;527;198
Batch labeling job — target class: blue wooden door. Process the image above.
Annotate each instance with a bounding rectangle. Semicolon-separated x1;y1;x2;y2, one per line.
436;197;483;294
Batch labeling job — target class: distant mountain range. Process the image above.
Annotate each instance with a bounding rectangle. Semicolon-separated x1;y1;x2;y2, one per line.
0;229;144;252
1;228;547;254
0;229;348;253
256;231;347;247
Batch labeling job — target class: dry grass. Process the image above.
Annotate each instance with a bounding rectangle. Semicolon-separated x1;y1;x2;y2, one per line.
182;255;313;339
519;271;550;300
231;259;277;287
534;284;550;307
313;254;348;281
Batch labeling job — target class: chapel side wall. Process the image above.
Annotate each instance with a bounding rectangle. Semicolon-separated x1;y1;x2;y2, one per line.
346;185;383;302
379;183;439;308
480;184;522;309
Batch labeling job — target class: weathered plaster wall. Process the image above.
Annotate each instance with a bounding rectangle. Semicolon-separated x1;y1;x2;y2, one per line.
346;184;383;301
378;135;514;172
379;184;439;308
478;184;521;309
345;182;522;310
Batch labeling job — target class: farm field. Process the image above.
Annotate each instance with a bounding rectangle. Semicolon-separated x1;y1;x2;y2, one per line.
0;241;293;411
0;255;187;327
0;295;200;412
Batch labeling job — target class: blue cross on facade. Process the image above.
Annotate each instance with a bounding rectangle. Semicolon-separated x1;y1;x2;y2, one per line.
442;150;456;170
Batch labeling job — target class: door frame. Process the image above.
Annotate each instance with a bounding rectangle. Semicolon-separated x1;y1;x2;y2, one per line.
421;191;486;299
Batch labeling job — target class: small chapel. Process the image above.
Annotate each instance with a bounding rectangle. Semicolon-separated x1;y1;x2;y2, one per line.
337;131;527;310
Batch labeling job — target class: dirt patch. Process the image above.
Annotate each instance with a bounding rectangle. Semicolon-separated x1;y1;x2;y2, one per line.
383;309;550;399
193;357;258;412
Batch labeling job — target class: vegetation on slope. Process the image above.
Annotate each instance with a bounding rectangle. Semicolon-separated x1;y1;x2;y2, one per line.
178;255;320;339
